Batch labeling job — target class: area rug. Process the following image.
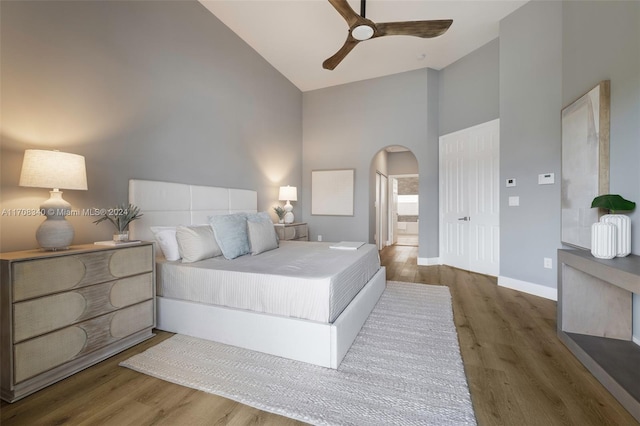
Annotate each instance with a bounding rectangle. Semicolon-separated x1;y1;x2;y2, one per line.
121;281;476;425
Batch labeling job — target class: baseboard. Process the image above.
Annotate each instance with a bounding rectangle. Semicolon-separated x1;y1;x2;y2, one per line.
633;336;640;347
417;257;441;266
498;276;557;301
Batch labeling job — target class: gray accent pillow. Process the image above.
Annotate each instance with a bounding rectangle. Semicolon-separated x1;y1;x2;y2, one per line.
175;225;222;263
209;213;250;260
247;211;279;242
247;220;279;255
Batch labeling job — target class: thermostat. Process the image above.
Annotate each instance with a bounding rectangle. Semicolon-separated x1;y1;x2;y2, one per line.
538;173;555;185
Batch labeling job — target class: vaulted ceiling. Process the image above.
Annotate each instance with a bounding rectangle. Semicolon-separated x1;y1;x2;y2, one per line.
200;0;528;91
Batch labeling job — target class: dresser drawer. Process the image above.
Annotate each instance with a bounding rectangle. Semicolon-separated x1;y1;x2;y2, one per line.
13;300;154;383
12;245;153;301
13;273;153;343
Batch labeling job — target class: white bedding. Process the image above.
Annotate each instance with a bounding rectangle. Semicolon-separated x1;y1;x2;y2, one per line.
157;241;381;323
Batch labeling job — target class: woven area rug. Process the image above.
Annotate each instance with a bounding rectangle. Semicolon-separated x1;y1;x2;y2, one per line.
121;281;476;425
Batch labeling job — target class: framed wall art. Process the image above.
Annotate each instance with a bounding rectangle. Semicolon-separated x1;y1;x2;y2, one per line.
561;80;610;249
311;169;354;216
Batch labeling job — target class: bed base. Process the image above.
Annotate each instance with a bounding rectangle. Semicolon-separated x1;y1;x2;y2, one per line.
156;266;386;369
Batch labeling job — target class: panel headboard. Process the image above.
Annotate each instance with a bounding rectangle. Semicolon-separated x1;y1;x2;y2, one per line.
128;179;257;242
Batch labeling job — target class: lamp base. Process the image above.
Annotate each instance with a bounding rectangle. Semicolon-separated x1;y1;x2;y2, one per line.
284;211;294;224
283;201;294;224
36;190;74;250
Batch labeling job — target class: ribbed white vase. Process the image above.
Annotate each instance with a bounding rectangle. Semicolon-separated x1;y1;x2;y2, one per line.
591;222;617;259
601;214;632;257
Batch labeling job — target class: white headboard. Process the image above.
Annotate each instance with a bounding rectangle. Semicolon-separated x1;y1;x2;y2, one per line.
128;179;257;242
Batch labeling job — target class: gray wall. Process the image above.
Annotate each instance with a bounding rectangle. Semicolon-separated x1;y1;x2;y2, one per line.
499;0;563;288
439;39;500;136
0;0;302;252
498;0;639;290
561;0;640;338
302;69;440;258
388;151;419;176
562;0;640;253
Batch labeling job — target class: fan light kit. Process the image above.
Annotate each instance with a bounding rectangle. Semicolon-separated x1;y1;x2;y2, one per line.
323;0;453;70
352;25;374;41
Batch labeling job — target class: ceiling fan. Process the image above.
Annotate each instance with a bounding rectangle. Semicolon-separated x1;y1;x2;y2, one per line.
323;0;453;70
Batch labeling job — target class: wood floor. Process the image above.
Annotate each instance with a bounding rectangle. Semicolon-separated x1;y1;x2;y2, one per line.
2;245;638;425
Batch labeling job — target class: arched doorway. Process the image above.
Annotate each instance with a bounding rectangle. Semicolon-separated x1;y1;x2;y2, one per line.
370;146;419;250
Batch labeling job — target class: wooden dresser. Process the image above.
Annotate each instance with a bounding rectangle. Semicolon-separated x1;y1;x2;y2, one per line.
0;242;155;402
274;222;309;241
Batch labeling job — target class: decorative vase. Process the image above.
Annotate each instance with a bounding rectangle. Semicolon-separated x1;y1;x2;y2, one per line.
600;214;631;257
113;231;129;242
278;218;284;224
591;222;617;259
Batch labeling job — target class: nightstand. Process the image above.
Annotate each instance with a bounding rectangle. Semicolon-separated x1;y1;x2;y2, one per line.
274;222;309;241
0;242;155;402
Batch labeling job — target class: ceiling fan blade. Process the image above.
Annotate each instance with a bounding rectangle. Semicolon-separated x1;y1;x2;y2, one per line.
375;20;453;38
328;0;361;27
323;35;359;70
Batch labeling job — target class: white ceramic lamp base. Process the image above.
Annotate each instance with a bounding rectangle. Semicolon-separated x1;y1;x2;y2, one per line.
37;190;74;250
283;201;294;224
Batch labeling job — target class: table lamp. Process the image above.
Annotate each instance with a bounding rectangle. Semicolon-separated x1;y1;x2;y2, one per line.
19;149;88;250
279;185;297;224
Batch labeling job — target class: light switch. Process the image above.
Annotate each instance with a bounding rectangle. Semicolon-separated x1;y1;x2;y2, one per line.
508;196;520;206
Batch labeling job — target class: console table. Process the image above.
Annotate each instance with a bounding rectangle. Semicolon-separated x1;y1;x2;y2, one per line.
558;249;640;421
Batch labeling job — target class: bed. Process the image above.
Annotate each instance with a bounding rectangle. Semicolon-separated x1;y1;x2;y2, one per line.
129;179;386;369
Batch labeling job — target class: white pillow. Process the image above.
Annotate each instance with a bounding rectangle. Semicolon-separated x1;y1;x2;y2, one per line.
150;226;180;261
176;225;222;263
247;220;279;255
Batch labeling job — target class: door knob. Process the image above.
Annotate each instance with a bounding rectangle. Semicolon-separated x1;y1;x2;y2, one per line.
457;216;470;221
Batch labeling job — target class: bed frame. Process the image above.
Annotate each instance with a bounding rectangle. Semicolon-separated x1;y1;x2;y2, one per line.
129;179;386;368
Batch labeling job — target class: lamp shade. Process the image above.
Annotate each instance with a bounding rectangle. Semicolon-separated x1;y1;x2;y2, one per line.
19;149;87;190
279;185;297;202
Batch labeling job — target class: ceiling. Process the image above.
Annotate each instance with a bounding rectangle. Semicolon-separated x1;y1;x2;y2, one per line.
199;0;528;92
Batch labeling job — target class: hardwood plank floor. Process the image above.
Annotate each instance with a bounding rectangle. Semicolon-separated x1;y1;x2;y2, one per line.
2;244;637;425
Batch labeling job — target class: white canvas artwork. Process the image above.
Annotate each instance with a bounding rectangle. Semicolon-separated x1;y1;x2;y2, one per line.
561;81;610;249
311;169;354;216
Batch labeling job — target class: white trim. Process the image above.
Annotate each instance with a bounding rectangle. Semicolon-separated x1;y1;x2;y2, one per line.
417;257;441;266
633;336;640;347
498;276;557;301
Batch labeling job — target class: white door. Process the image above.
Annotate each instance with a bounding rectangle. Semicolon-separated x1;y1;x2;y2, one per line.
389;178;398;245
380;174;388;249
375;173;380;248
439;119;500;276
375;172;388;250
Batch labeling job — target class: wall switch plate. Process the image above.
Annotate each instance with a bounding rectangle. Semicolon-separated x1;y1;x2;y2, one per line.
508;196;520;206
318;235;323;242
544;258;553;269
538;173;555;185
506;178;516;187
